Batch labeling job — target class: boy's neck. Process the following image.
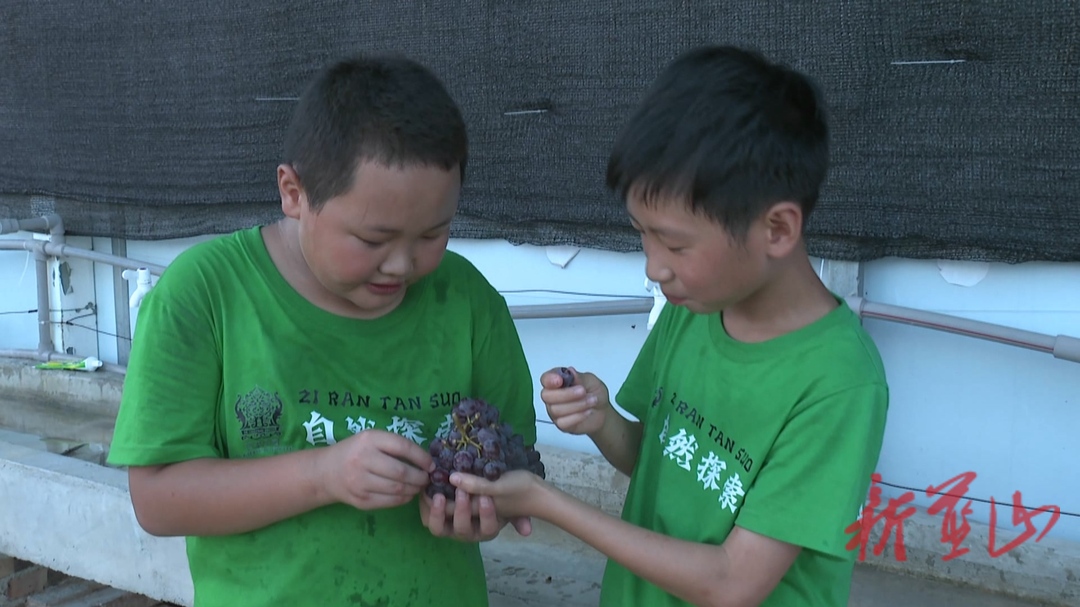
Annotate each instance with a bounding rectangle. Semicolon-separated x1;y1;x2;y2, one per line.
262;219;374;319
721;253;838;344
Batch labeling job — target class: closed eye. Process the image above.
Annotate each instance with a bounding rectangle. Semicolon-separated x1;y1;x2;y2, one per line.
357;236;386;248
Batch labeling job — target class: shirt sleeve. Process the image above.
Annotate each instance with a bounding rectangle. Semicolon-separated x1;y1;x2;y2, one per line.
469;282;537;446
614;303;673;420
106;249;225;467
734;382;889;558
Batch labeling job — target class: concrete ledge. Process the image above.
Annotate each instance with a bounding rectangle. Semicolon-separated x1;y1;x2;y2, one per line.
0;357;125;419
857;505;1078;606
0;440;193;605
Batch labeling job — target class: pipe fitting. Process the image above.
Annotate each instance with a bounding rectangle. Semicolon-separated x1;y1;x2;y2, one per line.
121;267;154;308
0;218;19;234
1053;335;1080;364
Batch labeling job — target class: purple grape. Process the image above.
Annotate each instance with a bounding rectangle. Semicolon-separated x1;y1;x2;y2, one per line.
431;469;450;485
438;448;454;470
483;460;507;481
427;482;454;499
472;456;487;475
556;367;575;388
453;450;474;472
480;407;500;426
481;439;502;459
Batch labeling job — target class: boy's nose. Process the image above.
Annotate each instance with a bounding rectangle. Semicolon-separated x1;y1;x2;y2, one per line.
379;248;413;278
644;259;673;285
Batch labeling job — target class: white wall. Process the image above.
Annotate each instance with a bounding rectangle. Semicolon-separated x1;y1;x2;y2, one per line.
1;230;1077;546
862;258;1080;546
0;233;40;351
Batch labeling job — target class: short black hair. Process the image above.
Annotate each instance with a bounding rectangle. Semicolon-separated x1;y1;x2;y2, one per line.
607;45;829;240
283;54;468;211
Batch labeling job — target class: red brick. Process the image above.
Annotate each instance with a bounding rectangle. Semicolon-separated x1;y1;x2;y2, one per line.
26;580;103;607
3;566;47;600
51;588;155;607
45;570;68;588
0;557;35;580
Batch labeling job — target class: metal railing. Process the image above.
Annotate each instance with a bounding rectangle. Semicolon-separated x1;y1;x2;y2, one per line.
2;214;1078;375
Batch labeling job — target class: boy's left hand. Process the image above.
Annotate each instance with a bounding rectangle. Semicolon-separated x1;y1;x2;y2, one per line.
420;488;532;542
448;470;544;520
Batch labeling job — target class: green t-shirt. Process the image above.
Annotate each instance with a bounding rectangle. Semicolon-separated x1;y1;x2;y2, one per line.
107;226;536;607
604;298;888;607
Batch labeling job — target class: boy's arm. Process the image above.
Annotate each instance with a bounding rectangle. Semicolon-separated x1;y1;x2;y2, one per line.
452;471;799;607
586;407;643;478
541;369;642;477
128;430;433;537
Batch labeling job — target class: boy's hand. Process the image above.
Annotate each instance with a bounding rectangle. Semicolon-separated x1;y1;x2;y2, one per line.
420;489;532;541
540;367;610;436
448;470;545;520
315;429;433;511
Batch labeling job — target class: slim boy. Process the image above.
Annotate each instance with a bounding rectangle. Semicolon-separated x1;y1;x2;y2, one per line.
451;45;889;607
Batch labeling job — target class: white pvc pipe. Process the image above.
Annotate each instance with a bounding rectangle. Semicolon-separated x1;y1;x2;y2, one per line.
846;297;1080;364
509;299;652;319
0;214;64;242
0;238;166;276
33;248;52;354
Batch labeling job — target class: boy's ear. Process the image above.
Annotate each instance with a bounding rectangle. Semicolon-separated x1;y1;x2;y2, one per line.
277;164;306;219
762;201;803;258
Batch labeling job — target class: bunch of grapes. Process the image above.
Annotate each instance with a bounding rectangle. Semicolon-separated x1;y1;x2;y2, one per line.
426;397;546;499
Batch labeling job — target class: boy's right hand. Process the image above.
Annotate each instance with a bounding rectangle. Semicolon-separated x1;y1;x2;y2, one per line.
315;429;433;511
540;367;611;437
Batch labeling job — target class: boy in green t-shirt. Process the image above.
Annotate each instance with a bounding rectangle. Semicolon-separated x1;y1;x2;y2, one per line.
107;55;536;606
451;45;890;606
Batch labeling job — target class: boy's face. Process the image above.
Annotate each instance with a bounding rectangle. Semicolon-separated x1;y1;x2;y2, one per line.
290;161;460;318
627;193;770;316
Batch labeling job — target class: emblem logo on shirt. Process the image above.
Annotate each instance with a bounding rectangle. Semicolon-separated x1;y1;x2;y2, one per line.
235;385;284;443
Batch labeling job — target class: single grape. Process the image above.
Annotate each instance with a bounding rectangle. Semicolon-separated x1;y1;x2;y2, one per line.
429;438;445;456
531;461;546;479
480;408;500;427
431;468;450;485
453;450;475;472
438;448;454;470
481;439;501;459
556;367;575;387
483;460;507;481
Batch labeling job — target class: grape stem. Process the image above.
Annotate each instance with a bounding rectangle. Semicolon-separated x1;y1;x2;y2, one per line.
453;413;484;451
